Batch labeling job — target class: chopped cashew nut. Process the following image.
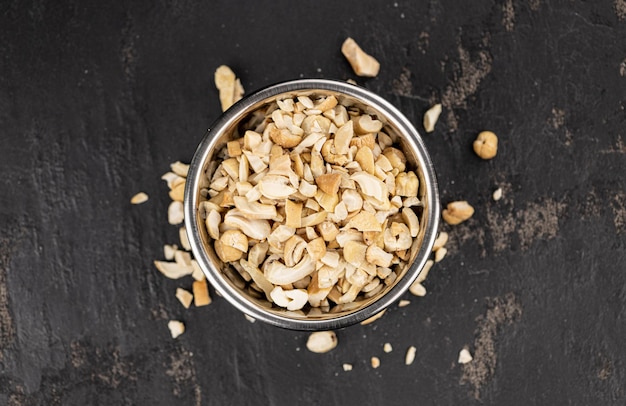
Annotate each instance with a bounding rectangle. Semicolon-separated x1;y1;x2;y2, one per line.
458;348;473;364
409;281;426;297
175;288;193;309
423;104;442;133
167;320;185;339
193;280;211;306
398;299;411;307
434;247;447;263
215;65;244;112
493;187;503;201
131;192;149;204
473;131;498;159
168;201;184;225
154;260;193;279
371;357;380;368
383;343;393;353
341;37;380;77
405;346;417;365
342;363;353;371
306;331;338;353
360;309;387;325
432;232;449;252
442;201;475;225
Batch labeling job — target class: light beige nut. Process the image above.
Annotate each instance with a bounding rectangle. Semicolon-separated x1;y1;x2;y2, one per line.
383;222;412;251
405;346;417;365
270;286;308;311
154;260;193;279
163;244;177;261
175;288;193;309
351;171;388;203
409;281;426;297
316;173;342;195
333;121;354;154
371;357;381;369
354;146;375;175
366;245;393;267
398;299;411;307
239;259;274;300
382;147;406;172
179;227;191;251
258;175;297;199
423;104;442;133
306;237;327;261
343;240;368;267
306;331;338;353
170;161;190;177
264;254;315;285
395;172;418;197
383;343;393;353
350;133;376;149
215;65;244;112
206;209;221;240
284;235;307;267
162;171;185;189
458;348;473;364
432;232;449;252
352;115;383;134
233;196;277;220
434;247;447;263
190;260;205;281
493;187;503;201
224;210;271;240
442;201;475;225
344;211;381;232
168;201;184;225
220;229;248;253
401;208;420;237
270;126;302;148
227;140;242;157
285;200;303;228
131;192;149;204
167;320;185;339
214;240;244;263
315;190;339;212
342;363;353;371
193;279;212;307
473;131;498;159
341;37;380;77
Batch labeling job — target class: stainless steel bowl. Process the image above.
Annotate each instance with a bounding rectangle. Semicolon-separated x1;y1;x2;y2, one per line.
184;79;440;330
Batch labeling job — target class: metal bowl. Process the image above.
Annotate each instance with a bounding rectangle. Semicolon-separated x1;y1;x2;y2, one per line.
184;79;439;330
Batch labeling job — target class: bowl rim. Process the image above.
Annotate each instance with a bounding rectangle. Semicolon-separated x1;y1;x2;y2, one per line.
185;78;440;330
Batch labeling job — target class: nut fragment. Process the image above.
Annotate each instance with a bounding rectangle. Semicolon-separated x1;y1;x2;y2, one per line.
175;288;193;309
131;192;149;204
168;201;184;225
154;260;193;279
167;320;185;339
473;131;498;159
442;201;475;225
405;346;417;365
434;247;447;263
458;348;473;364
432;232;449;252
398;299;411;307
341;37;380;77
215;65;244;112
383;343;393;353
371;357;380;369
409;281;426;297
360;309;387;325
342;363;353;371
493;187;503;201
306;331;338;353
423;104;442;133
193;279;212;307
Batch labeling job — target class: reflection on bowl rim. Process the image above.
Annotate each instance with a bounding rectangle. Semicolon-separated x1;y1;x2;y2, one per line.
185;79;440;331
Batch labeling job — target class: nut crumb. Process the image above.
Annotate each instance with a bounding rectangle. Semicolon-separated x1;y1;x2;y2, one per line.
131;192;149;204
342;363;353;371
492;187;503;201
175;288;193;309
244;314;256;323
409;281;426;297
405;346;416;365
383;343;393;353
398;299;411;307
423;104;442;133
458;348;473;364
371;356;381;368
168;320;185;339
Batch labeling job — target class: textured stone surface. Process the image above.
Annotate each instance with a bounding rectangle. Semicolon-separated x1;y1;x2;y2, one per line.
1;0;625;404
